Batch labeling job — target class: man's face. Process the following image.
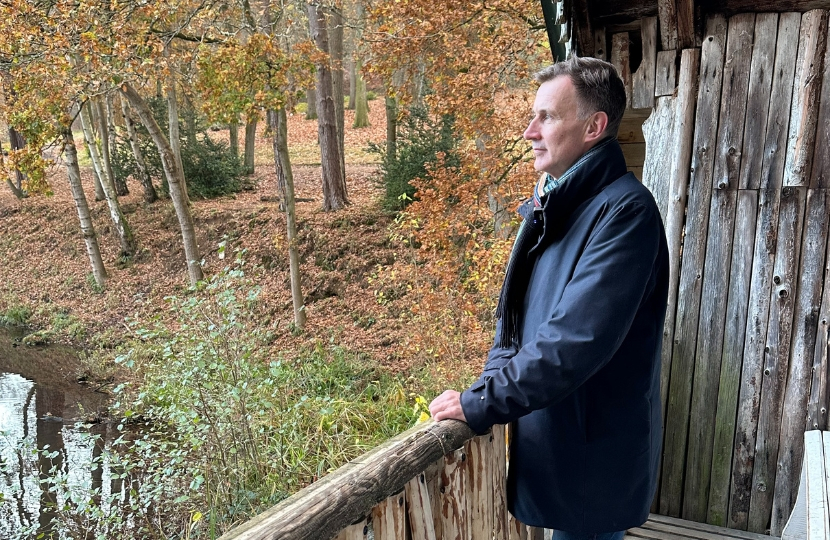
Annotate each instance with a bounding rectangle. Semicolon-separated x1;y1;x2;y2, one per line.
524;75;595;179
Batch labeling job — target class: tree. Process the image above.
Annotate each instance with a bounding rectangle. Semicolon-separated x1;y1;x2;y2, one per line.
118;93;158;203
307;0;348;210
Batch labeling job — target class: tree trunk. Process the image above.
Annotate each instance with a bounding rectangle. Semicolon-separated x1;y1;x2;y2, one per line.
7;127;27;191
385;93;397;162
244;116;258;175
271;107;306;329
353;59;370;128
0;140;26;199
121;82;203;285
329;3;346;186
305;88;318;120
166;68;187;202
182;92;198;148
118;93;158;203
308;0;349;211
229;122;239;157
104;95;129;196
348;58;357;110
95;98;128;197
62;125;107;288
79;101;136;257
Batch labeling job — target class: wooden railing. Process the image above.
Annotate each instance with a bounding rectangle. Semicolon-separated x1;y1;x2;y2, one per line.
218;420;542;540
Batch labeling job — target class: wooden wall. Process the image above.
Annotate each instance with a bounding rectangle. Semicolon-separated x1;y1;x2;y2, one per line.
626;9;830;537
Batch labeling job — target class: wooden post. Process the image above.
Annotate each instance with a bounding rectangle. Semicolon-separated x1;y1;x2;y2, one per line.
372;492;406;540
748;185;808;534
655;50;677;96
728;12;801;530
632;17;658;109
783;10;828;189
440;448;469;540
810;14;830;191
334;518;367;540
772;188;830;535
468;435;494;539
677;0;696;49
406;474;438;540
660;14;727;518
642;97;677;220
682;12;755;524
611;33;632;108
594;27;607;60
492;425;508;540
657;0;678;51
659;48;700;428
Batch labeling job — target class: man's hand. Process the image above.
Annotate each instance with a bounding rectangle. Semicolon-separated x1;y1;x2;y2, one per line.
429;390;467;422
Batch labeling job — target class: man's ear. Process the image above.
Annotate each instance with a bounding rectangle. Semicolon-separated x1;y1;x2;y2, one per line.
584;111;609;143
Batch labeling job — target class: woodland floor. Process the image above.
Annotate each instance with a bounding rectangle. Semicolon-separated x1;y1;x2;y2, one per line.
0;101;434;375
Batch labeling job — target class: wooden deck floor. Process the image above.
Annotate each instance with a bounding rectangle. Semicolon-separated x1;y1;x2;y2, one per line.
626;514;776;540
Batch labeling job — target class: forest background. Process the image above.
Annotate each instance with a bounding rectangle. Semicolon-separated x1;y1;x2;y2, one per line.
0;0;551;537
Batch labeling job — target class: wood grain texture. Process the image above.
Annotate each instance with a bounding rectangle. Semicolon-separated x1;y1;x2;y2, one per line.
783;10;829;188
218;420;476;540
682;17;755;520
406;474;438;540
657;0;678;50
660;15;728;518
659;48;700;427
439;448;469;540
611;33;633;108
803;431;829;539
371;492;406;540
633;17;658;109
739;13;779;190
771;188;830;535
629;514;776;539
655;50;677;96
707;189;758;526
468;435;494;539
810;15;830;189
595;27;607;60
334;518;367;540
492;424;508;540
677;0;696;48
728;13;802;530
748;186;808;533
642;98;675;220
807;205;830;431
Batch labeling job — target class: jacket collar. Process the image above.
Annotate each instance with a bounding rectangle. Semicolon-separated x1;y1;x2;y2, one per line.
521;137;628;251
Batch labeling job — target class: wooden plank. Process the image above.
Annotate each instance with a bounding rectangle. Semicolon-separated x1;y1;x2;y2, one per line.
739;13;779;190
334;518;367;540
467;435;493;539
595;27;607;60
571;0;593;57
748;186;808;533
677;0;696;49
527;526;544;540
425;458;444;538
621;142;647;168
682;14;754;523
507;512;527;540
810;16;830;190
659;47;700;425
648;513;776;539
219;420;476;540
611;32;632;108
406;474;438;540
439;448;468;540
657;0;678;51
633;17;658;109
803;431;828;538
371;493;406;540
807;213;830;431
783;10;829;188
707;190;759;526
642;98;676;220
660;14;728;518
492;424;508;540
771;188;830;535
728;12;802;531
655;50;677;96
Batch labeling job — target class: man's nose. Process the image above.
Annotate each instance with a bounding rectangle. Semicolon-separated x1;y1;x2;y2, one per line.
523;120;538;140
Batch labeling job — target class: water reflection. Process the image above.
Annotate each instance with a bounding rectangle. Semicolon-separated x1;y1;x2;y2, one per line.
0;329;110;538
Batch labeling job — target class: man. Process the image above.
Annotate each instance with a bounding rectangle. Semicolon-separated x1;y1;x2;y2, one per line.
429;56;670;540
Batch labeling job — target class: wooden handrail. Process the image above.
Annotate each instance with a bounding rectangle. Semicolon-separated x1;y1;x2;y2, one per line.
219;419;477;540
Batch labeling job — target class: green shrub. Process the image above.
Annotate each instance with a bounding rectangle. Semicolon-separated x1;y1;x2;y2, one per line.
369;105;461;211
0;304;31;326
111;97;244;200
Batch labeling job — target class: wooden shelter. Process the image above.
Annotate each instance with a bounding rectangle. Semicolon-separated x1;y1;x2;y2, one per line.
220;0;830;538
571;0;830;536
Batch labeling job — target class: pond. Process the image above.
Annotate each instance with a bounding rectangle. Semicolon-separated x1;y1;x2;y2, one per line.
0;327;112;538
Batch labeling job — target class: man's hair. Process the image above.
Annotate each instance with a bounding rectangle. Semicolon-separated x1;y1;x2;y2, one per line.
534;56;627;138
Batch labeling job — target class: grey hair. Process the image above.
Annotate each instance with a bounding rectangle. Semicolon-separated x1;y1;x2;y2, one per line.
534;56;627;138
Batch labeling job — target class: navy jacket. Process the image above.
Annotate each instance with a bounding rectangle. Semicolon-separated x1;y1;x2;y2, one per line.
460;138;669;534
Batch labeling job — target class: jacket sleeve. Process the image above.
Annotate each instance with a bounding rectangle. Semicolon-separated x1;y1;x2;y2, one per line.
460;201;662;434
482;317;519;372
